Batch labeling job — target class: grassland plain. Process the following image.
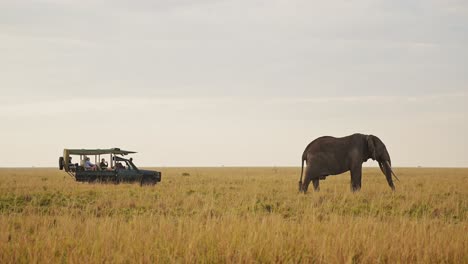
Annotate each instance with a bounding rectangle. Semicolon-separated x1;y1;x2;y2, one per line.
0;167;466;263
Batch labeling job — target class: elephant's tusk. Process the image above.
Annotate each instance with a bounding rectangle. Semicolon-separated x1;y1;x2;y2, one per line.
391;171;400;182
385;161;400;182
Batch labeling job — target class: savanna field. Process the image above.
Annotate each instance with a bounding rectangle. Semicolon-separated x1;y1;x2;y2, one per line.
0;167;466;263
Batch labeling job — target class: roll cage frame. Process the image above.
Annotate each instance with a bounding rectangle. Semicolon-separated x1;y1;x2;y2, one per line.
62;148;136;175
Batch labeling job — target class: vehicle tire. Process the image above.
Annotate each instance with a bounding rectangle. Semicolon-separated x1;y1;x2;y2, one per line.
59;157;64;170
90;177;101;184
140;176;156;186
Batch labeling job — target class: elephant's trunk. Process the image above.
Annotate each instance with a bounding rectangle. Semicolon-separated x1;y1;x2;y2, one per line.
379;160;395;191
376;147;399;190
385;161;400;182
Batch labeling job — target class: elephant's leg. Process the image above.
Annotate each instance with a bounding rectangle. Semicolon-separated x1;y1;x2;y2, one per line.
312;178;320;191
350;166;362;192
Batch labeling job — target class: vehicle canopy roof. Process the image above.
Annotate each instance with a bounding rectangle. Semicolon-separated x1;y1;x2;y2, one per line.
64;148;136;156
62;148;136;172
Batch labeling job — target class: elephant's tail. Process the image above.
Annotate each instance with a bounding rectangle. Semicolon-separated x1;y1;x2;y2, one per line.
299;157;305;187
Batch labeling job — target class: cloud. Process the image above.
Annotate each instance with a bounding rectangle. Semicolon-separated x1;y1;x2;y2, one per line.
0;97;239;117
265;92;468;105
2;93;466;118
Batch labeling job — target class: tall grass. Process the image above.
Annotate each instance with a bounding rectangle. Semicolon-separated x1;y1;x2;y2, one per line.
0;167;466;263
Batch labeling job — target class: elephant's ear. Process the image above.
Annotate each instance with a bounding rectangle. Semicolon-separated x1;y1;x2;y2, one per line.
367;135;376;160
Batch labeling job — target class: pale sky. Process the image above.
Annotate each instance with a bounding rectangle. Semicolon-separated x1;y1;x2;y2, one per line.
1;0;467;167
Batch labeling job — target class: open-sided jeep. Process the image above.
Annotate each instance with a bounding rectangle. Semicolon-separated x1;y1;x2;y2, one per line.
59;148;161;185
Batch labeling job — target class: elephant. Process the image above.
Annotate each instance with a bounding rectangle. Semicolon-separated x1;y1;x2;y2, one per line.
298;133;399;193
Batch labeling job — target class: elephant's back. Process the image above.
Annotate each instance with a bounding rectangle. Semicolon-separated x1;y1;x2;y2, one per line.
302;136;337;158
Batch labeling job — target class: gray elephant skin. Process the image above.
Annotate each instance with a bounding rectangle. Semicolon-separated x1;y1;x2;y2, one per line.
299;133;399;193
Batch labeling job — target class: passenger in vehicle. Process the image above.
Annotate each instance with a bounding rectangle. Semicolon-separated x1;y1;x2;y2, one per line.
84;157;97;171
115;162;125;170
68;157;77;171
99;158;108;170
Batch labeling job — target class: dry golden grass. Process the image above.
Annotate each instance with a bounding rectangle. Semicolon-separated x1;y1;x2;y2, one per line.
0;167;467;263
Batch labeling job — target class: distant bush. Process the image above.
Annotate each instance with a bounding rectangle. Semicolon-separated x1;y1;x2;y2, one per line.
181;172;190;176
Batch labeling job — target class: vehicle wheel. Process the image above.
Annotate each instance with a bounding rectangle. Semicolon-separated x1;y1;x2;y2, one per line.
115;176;123;184
88;178;97;184
140;176;156;186
59;157;64;170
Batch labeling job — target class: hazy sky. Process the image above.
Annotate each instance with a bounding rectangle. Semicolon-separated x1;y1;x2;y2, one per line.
1;0;467;167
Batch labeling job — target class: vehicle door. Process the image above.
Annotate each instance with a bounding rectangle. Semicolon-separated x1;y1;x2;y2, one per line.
116;162;142;182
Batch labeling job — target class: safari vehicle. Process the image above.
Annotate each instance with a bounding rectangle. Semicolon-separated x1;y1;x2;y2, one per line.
58;148;161;185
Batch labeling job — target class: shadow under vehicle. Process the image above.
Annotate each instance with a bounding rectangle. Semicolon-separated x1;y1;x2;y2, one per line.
58;148;161;185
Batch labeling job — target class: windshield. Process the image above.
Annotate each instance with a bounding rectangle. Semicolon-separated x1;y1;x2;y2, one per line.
125;160;136;170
